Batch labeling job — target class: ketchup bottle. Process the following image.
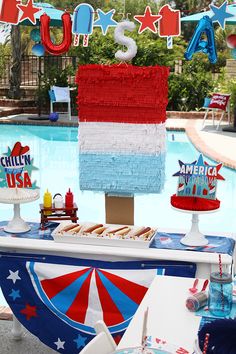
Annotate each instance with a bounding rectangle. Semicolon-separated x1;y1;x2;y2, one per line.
65;188;74;214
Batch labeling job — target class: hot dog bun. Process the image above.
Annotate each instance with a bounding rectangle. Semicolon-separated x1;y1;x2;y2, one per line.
84;224;103;233
115;227;131;236
60;223;78;233
69;225;82;234
92;226;106;234
135;227;154;239
107;226;128;234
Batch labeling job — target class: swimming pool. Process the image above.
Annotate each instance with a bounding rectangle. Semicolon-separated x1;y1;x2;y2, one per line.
0;124;235;235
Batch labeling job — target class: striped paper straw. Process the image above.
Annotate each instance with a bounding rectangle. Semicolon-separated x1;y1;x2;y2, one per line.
219;254;225;311
202;333;210;354
219;254;222;277
167;36;173;49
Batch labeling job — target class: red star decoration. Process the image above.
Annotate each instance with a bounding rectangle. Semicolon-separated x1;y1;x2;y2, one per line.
20;304;37;320
204;162;225;180
17;0;42;25
134;6;161;34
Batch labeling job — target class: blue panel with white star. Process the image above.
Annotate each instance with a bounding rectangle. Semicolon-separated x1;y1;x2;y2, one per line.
0;254;123;353
0;252;196;353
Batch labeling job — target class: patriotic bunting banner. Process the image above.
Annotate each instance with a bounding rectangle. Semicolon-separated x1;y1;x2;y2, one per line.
0;252;196;353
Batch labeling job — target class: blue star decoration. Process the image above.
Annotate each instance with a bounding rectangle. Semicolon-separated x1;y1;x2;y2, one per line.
173;159;196;183
73;334;87;349
9;289;21;301
210;1;234;29
94;9;117;35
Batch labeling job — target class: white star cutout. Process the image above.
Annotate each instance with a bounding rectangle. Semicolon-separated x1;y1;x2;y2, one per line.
54;338;65;350
7;270;21;284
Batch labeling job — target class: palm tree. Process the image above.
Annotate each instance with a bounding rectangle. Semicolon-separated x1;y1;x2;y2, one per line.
8;25;22;99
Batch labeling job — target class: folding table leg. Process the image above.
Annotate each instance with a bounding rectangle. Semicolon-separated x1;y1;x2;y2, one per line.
217;111;225;130
11;315;23;340
212;110;215;126
228;107;230;124
202;109;209;129
68;101;72;121
50;100;53;114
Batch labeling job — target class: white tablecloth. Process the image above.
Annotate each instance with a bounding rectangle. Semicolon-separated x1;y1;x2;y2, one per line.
117;275;203;353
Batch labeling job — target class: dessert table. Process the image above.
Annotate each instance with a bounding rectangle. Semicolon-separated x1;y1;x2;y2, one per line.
117;275;203;353
0;222;234;278
0;222;235;353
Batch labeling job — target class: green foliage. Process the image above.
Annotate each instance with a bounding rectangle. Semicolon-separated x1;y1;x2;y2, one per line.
68;27;185;67
29;0;231;113
38;64;77;115
168;55;215;111
0;44;10;79
133;35;185;66
69;29;118;64
41;63;75;87
212;71;236;113
47;0;159;15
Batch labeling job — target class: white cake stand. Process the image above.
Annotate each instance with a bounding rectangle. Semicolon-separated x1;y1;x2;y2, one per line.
172;206;220;246
0;188;40;233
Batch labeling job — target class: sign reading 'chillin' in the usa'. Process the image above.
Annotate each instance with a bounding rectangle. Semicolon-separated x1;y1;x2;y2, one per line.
0;141;38;189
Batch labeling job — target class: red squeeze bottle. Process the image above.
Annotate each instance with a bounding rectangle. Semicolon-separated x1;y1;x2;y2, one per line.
65;188;74;208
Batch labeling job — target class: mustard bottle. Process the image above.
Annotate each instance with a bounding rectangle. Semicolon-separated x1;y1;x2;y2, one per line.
43;189;52;215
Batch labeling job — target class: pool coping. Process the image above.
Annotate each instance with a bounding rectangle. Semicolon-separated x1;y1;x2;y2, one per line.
185;120;236;171
0;115;78;127
167;118;236;171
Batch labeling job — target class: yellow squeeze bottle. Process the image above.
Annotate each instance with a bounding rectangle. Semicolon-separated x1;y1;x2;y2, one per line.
43;189;52;215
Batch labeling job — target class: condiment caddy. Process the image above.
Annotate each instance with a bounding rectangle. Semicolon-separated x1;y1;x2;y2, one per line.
40;188;78;228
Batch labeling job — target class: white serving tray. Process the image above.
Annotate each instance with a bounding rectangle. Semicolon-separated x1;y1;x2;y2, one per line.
51;222;157;249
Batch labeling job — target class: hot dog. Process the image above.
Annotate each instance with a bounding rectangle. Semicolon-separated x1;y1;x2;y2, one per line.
135;227;154;239
83;224;103;233
69;225;82;234
92;226;107;234
107;226;128;234
114;226;131;236
60;223;79;233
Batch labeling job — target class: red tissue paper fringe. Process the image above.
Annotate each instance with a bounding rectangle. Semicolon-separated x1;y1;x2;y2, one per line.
171;195;220;211
76;64;169;124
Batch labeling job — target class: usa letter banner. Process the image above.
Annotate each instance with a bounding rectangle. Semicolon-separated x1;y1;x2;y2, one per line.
0;252;196;353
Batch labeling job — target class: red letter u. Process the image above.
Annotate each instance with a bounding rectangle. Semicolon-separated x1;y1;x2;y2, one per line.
40;12;72;55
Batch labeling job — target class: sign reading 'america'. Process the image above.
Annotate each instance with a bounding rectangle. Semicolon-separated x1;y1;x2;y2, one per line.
173;154;225;200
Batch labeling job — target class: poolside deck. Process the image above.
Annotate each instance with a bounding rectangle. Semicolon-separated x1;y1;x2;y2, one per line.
1;114;236;169
166;118;236;170
0;113;78;127
0;320;56;354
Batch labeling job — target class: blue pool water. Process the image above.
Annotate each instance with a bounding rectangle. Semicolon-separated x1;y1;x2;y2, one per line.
0;124;235;235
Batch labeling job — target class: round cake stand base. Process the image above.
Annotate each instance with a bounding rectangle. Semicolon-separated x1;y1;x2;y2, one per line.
171;207;219;247
4;204;31;233
180;214;208;246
